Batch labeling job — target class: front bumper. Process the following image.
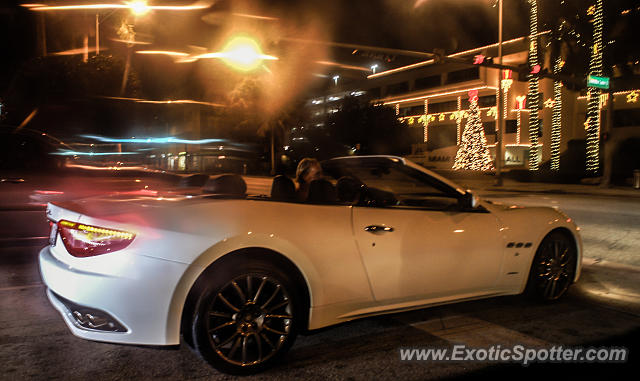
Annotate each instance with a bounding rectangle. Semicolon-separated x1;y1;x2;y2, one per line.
39;246;189;345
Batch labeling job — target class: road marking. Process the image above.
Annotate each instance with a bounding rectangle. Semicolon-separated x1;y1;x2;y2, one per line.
0;283;44;292
398;315;551;347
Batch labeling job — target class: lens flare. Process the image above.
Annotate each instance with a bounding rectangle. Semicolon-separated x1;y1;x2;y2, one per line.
215;36;278;72
127;0;149;15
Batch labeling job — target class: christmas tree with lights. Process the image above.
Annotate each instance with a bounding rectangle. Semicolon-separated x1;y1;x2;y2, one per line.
452;90;495;171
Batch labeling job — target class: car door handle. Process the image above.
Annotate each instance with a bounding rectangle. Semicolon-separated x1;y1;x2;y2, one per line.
364;225;394;234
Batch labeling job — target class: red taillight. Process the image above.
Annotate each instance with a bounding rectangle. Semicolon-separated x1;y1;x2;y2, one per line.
57;220;135;258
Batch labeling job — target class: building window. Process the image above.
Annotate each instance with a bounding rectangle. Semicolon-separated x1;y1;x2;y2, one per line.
429;100;458;114
427;124;457;150
614;109;640;127
387;82;409;95
478;95;496;108
367;87;381;98
445;67;480;85
505;119;518;134
414;75;441;90
538;119;543;138
399;105;424;117
483;121;497;136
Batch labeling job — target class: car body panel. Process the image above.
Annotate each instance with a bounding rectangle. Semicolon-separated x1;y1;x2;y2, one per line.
39;156;583;346
352;206;504;301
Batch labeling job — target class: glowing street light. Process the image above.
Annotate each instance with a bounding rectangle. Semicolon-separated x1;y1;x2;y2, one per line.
128;0;150;16
370;64;378;74
193;35;278;72
333;75;340;85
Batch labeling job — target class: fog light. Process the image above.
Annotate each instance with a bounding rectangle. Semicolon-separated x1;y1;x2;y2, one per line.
51;291;127;332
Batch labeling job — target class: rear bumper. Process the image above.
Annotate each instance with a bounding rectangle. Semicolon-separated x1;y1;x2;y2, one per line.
39;246;189;345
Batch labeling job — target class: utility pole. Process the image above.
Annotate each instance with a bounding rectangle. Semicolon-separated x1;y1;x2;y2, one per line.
495;0;504;186
36;13;47;57
96;13;100;55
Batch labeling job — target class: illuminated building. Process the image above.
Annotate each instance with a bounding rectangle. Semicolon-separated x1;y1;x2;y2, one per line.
305;31;640;173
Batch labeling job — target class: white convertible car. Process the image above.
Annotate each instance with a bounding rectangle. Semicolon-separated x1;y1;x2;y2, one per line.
39;155;582;374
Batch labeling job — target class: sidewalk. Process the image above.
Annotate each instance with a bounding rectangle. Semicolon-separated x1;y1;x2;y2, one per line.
434;170;640;199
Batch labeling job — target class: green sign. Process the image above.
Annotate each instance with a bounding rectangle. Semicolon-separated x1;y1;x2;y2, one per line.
587;75;610;89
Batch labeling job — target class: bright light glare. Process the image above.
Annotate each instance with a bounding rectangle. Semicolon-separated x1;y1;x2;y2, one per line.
128;0;149;15
213;36;278;72
24;2;210;12
136;50;189;57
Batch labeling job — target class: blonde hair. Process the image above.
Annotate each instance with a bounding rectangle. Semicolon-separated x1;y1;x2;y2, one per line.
296;158;321;184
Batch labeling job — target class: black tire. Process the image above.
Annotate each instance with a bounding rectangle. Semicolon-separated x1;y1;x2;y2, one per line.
191;259;300;375
525;231;577;301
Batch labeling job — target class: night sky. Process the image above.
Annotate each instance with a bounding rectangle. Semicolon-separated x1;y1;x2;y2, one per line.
1;0;638;133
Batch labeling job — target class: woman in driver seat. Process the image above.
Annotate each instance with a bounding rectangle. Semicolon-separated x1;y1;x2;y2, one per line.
295;158;323;201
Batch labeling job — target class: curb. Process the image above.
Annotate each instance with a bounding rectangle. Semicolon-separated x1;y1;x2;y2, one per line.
472;186;640;199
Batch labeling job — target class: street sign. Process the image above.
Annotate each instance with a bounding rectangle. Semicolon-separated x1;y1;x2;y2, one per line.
587;75;610;89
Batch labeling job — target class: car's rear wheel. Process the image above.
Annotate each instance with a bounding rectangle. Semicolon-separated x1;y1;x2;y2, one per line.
526;231;577;301
191;260;299;375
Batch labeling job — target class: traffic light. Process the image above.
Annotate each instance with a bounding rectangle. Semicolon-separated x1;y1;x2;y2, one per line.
516;63;549;81
472;55;494;66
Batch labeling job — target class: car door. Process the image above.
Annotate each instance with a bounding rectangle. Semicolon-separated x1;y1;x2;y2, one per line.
343;161;504;303
353;205;504;302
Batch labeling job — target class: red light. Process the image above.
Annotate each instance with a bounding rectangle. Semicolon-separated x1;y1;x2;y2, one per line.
57;220;135;258
530;65;541;74
502;69;513;80
473;55;485;65
121;189;159;196
35;190;64;195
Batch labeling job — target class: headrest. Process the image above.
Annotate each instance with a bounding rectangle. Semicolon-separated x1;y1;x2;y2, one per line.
336;176;363;203
307;178;337;204
203;174;247;197
270;175;296;201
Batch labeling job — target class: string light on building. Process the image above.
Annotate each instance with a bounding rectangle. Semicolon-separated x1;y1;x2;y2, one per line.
586;0;603;172
456;96;462;145
501;70;512;120
452;90;495;171
528;0;541;171
395;104;400;116
423;99;428;142
599;93;608;110
516;110;522;144
544;98;555;108
628;90;639;103
551;56;563;171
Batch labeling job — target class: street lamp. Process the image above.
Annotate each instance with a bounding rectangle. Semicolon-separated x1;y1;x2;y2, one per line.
128;0;150;16
193;36;278;72
495;0;504;186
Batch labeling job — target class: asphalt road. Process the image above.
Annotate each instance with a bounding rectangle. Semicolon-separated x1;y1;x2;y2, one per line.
1;192;639;380
477;191;640;267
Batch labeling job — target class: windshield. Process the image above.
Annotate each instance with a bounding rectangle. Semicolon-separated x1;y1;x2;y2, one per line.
324;158;458;196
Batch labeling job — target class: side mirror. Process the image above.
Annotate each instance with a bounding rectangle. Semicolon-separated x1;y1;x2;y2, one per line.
459;190;478;210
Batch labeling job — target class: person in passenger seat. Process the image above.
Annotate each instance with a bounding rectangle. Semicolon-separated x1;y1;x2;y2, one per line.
295;158;323;201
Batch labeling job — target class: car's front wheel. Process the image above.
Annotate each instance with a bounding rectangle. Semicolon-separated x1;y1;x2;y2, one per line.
191;260;300;375
526;230;577;301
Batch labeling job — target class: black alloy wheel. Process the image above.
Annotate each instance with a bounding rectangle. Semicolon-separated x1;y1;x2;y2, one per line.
527;231;577;301
191;261;300;375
